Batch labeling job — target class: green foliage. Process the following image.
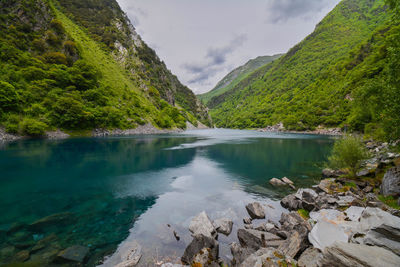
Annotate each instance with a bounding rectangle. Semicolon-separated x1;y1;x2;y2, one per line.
297;209;310;219
0;81;19;112
378;195;400;210
19;118;48;136
328;135;370;177
208;0;400;140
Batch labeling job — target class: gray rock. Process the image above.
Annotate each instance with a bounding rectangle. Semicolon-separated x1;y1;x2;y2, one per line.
320;241;400;267
237;229;283;251
280;212;312;234
359;207;400;232
357;223;400;256
192;248;219;267
161;264;188;267
308;221;349;250
344;206;365;222
254;222;276;232
239;248;296;267
189;211;217;238
381;166;400;197
230;242;255;267
282;177;294;185
111;241;142;267
336;195;355;207
213;218;233;236
243;217;252;224
181;234;218;265
245;202;265;219
317;179;335;194
57;245;89;263
297;248;322;267
277;230;307;258
269;178;286;186
280;194;301;211
295;188;318;201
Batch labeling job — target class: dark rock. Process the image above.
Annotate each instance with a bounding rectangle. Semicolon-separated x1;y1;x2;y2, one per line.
237;229;283;251
280;194;301;211
245;202;265;219
278;231;308;258
244;224;253;230
230;242;255;267
181;234;218;265
381;166;400;197
322;169;343;178
57;245;89;263
14;250;30;262
280;212;312;234
298;248;322;267
320;242;400;267
243;217;252;224
363;186;374;193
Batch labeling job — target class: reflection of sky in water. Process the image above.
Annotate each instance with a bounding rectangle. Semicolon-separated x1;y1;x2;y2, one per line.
102;129;333;266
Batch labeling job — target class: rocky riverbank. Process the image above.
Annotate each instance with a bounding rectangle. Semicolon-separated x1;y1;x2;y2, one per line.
258;123;342;136
147;140;400;267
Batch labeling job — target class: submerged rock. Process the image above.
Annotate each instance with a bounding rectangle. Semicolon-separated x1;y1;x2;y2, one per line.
57;245;89;263
282;177;294;185
320;241;400;267
189;211;217;238
245;202;265;219
213;218;233;236
29;212;74;231
269;178;286;186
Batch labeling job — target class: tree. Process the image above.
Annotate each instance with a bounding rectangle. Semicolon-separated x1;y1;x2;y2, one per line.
0;81;19;112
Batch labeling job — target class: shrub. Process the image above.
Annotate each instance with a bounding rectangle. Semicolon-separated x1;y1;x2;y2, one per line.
4;114;20;134
0;81;19;112
44;52;68;65
19;118;48;136
328;135;370;177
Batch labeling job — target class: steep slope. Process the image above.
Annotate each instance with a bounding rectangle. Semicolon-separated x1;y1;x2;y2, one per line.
210;0;399;139
0;0;210;136
198;54;283;105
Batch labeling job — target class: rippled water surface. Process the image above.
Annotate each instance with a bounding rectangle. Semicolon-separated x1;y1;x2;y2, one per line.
0;129;334;266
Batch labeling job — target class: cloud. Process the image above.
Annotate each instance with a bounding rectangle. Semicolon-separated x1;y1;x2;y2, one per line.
183;35;247;85
266;0;332;23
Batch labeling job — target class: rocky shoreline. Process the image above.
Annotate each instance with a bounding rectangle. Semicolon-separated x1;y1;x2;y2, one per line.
257;123;342;136
133;140;400;267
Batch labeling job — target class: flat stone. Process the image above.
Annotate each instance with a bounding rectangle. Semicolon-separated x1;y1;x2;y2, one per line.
308;221;349;250
298;248;322;267
336;195;355;206
310;209;346;224
245;202;265;219
213;218;233;236
269;178;286;186
356;223;400;256
189;211;217;238
57;245;89;263
320;241;400;267
344;206;365;222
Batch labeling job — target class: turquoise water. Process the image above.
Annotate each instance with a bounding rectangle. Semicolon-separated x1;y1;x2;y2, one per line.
0;129;334;266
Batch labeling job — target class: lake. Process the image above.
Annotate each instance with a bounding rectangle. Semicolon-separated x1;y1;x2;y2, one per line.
0;129;334;266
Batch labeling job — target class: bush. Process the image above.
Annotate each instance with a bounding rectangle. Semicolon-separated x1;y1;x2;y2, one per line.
19;118;48;136
328;135;370;177
4;114;20;134
0;81;19;112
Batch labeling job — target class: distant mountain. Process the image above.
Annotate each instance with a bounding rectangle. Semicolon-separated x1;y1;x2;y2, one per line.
208;0;400;140
0;0;211;136
198;54;283;105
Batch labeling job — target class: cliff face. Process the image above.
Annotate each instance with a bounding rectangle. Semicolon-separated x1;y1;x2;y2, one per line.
0;0;210;136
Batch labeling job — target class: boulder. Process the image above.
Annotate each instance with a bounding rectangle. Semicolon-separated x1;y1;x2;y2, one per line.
245;202;265;219
230;242;255;267
344;206;365;222
297;248;322;267
213;218;233;236
237;229;283;250
269;178;286;186
57;245;89;263
282;177;294;185
254;222;277;233
280;194;301;211
277;230;308;258
192;248;220;267
189;211;217;238
336;195;355;207
243;217;252;224
280;212;312;234
308;221;349;250
322;169;343;178
295;188;318;201
114;241;142;267
181;234;218;265
381;166;400;197
320;241;400;267
310;209;346;224
317;179;335;193
358;207;400;233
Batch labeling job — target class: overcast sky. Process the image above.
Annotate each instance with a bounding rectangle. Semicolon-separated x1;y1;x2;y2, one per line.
116;0;341;94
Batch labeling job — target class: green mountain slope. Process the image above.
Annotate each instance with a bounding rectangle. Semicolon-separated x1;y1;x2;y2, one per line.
209;0;400;140
0;0;210;136
198;54;283;105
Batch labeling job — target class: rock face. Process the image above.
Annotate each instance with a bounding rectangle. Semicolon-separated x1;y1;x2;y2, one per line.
381;166;400;197
57;245;89;263
245;202;265;219
189;211;217;238
181;234;218;265
237;229;283;250
320;242;400;267
213;218;233;236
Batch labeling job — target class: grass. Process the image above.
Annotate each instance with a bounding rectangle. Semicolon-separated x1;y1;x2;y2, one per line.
297;209;310;220
378;195;400;210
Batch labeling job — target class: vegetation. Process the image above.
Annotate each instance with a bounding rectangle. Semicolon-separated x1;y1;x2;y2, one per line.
0;0;210;136
297;209;310;219
378;195;400;210
207;0;400;141
198;54;283;105
328;136;370;177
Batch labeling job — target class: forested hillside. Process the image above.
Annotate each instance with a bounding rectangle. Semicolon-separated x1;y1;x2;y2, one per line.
209;0;400;141
0;0;210;136
198;54;283;105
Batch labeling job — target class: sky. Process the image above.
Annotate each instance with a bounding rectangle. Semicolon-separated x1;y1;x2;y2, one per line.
116;0;341;94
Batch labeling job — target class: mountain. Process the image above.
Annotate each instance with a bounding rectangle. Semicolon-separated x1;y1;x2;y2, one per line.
0;0;211;136
209;0;400;140
198;54;283;105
